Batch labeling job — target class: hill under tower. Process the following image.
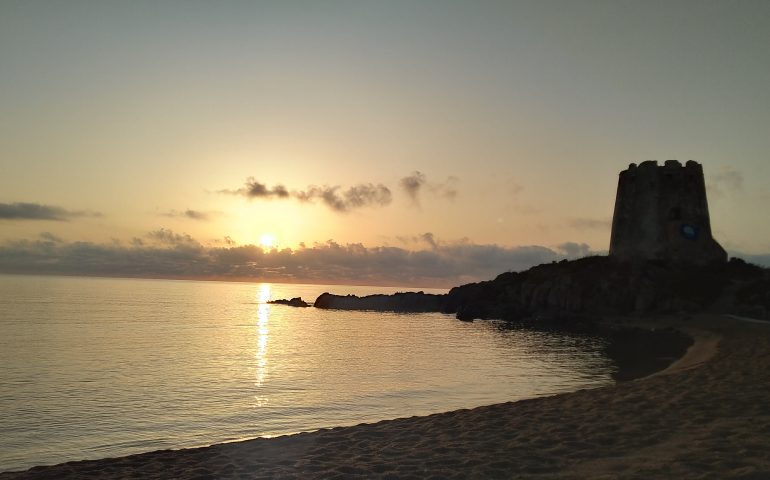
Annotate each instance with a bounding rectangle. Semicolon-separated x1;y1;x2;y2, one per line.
609;160;727;265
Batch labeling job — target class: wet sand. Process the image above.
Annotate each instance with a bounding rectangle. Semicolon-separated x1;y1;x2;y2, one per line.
3;314;770;479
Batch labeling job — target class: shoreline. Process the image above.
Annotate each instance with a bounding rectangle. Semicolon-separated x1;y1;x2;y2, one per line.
598;316;713;381
6;315;764;478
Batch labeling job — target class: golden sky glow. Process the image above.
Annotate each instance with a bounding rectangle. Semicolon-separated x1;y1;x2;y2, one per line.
1;1;769;285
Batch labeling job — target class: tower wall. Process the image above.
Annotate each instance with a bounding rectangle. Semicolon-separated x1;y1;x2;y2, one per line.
609;160;727;265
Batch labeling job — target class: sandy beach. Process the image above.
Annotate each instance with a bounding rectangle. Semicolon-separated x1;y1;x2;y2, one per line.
3;314;769;479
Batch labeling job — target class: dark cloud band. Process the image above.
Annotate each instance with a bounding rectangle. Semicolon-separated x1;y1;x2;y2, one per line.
0;231;607;287
0;202;101;221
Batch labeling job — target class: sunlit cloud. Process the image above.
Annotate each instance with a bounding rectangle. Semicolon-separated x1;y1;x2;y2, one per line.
218;177;290;199
555;242;596;258
434;176;459;200
421;232;438;249
396;232;440;249
399;171;459;206
0;202;101;221
400;171;427;205
219;177;392;212
145;228;201;247
160;209;222;221
294;184;392;212
221;173;457;212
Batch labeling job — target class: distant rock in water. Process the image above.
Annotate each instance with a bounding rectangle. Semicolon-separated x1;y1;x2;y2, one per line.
314;291;445;312
268;297;311;308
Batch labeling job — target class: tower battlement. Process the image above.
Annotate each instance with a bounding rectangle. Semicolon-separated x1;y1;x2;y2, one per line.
609;160;727;265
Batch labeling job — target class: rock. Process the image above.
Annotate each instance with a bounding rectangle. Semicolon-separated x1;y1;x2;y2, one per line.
268;297;311;307
443;256;769;322
314;291;445;312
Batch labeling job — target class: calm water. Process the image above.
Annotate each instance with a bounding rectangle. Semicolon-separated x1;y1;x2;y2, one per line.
0;274;615;472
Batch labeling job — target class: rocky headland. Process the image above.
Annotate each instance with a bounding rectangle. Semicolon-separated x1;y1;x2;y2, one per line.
314;256;770;324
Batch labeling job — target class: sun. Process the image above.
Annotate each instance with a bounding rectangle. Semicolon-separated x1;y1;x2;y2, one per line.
259;233;277;249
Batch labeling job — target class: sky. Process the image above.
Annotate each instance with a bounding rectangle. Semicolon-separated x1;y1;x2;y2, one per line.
1;0;769;287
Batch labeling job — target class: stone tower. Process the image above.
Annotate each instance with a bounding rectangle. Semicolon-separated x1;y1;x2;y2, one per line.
609;160;727;265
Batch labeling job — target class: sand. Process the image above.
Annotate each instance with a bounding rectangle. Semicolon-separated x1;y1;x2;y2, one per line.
3;314;770;479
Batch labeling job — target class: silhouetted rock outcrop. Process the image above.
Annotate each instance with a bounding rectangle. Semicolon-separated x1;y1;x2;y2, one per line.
312;256;770;324
268;297;311;307
314;291;445;312
443;256;769;322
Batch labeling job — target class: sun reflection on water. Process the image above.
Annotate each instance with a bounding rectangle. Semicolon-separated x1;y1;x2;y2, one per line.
254;284;271;406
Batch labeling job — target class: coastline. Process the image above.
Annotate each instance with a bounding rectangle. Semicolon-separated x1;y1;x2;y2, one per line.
6;314;768;479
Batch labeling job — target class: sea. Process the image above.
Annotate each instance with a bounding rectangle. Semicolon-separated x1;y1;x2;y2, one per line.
0;274;616;472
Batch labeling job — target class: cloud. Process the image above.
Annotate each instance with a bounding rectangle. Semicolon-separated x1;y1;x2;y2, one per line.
555;242;597;258
421;232;438;249
295;184;392;212
220;177;392;212
161;209;221;221
0;202;101;221
708;167;743;198
396;232;440;249
430;176;459;200
570;218;612;230
0;232;607;287
399;172;459;206
39;232;64;243
400;171;427;204
509;183;524;196
183;210;210;220
220;173;456;212
218;177;290;198
145;228;201;248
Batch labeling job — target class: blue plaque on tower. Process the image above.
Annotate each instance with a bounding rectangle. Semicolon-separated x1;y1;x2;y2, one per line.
680;224;699;240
